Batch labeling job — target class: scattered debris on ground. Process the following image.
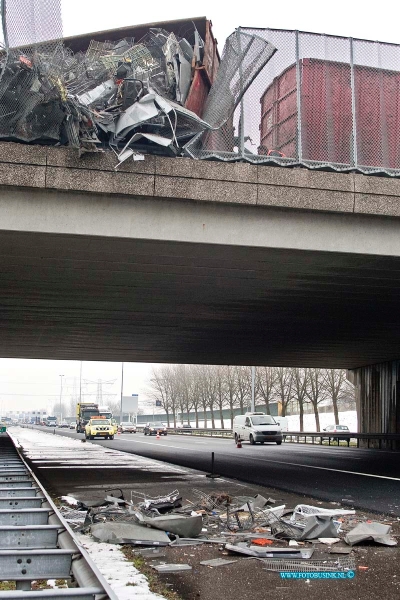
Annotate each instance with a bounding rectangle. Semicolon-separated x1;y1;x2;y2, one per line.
58;486;398;586
12;427;400;599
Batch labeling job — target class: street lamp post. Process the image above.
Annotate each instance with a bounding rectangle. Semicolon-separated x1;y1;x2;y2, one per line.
59;375;64;423
120;363;124;425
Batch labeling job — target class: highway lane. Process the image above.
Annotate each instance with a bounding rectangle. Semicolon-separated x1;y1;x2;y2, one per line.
33;427;400;515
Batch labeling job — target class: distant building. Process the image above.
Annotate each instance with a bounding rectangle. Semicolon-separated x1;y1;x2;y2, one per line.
5;410;47;424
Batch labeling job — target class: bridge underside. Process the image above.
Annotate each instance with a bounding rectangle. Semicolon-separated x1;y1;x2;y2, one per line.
1;227;400;368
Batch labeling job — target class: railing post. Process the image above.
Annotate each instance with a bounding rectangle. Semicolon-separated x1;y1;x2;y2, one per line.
349;37;358;168
237;28;245;159
295;30;303;163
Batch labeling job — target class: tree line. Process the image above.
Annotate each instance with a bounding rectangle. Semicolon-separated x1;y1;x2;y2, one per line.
147;365;355;431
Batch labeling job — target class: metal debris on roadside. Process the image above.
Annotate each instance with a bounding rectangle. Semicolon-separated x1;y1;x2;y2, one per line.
261;556;356;572
299;515;340;540
152;563;192;573
329;546;353;554
225;542;314;559
57;488;397;580
200;558;237;567
136;513;203;537
90;521;170;545
137;548;167;558
59;506;88;529
192;489;232;511
169;538;206;546
131;489;182;514
290;504;356;526
344;522;397;546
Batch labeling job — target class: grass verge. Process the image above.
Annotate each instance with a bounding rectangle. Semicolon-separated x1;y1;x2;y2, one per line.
122;547;183;600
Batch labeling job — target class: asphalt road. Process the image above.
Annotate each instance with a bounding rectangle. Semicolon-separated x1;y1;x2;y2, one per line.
37;427;400;515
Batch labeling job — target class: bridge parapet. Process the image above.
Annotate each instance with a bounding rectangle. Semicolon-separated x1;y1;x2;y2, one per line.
0;143;400;218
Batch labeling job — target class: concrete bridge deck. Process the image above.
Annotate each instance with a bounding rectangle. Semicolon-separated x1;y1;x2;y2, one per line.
0;143;399;369
2;142;400;218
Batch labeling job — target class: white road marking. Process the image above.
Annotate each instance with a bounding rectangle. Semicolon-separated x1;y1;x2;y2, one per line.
114;437;397;480
114;438;201;452
247;456;400;481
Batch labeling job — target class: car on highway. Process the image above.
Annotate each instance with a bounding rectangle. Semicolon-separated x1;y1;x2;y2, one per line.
58;421;69;428
144;422;168;436
85;418;115;440
321;424;350;441
119;421;137;433
69;422;76;430
233;412;283;445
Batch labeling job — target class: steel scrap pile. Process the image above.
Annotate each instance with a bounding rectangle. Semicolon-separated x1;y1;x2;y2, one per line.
0;27;210;162
0;25;278;166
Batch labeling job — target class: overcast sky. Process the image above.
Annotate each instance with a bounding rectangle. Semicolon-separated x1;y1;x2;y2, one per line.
0;0;398;415
61;0;398;45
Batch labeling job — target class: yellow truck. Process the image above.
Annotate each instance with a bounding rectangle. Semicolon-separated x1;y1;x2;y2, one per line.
85;417;115;440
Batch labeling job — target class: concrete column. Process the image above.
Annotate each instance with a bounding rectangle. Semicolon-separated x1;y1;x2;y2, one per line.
349;361;400;449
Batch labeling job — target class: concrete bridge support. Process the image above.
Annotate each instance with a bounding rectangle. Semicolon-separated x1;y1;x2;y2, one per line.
350;361;400;447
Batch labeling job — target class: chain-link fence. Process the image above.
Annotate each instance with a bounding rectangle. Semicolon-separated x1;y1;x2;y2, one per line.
0;7;398;178
185;28;400;177
0;3;214;154
0;0;66;144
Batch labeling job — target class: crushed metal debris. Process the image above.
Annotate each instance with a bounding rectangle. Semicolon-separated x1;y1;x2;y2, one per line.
0;22;275;168
58;489;397;578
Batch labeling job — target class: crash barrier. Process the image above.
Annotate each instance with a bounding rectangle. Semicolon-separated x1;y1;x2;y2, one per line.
135;426;400;450
137;426;233;438
283;432;400;450
0;432;118;600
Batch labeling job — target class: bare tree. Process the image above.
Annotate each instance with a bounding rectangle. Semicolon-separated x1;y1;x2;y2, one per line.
292;368;308;431
68;397;77;419
235;366;251;414
148;366;174;426
197;365;209;428
274;367;294;417
175;365;194;425
258;367;277;415
189;365;202;427
225;366;238;427
214;366;227;428
50;401;68;420
306;368;327;431
324;369;354;425
204;365;217;428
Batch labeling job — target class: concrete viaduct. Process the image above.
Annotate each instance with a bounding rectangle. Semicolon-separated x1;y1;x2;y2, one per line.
0;142;399;436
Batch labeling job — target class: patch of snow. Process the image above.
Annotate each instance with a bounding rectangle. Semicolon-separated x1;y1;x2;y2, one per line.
286;411;358;432
8;427;185;474
76;533;165;599
61;495;79;506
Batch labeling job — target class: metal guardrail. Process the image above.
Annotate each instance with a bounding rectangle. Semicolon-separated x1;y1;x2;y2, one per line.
283;431;400;450
0;432;118;600
135;426;400;450
136;426;233;438
23;423;400;450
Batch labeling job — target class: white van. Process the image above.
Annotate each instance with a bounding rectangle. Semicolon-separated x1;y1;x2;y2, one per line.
233;412;283;445
273;416;289;432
